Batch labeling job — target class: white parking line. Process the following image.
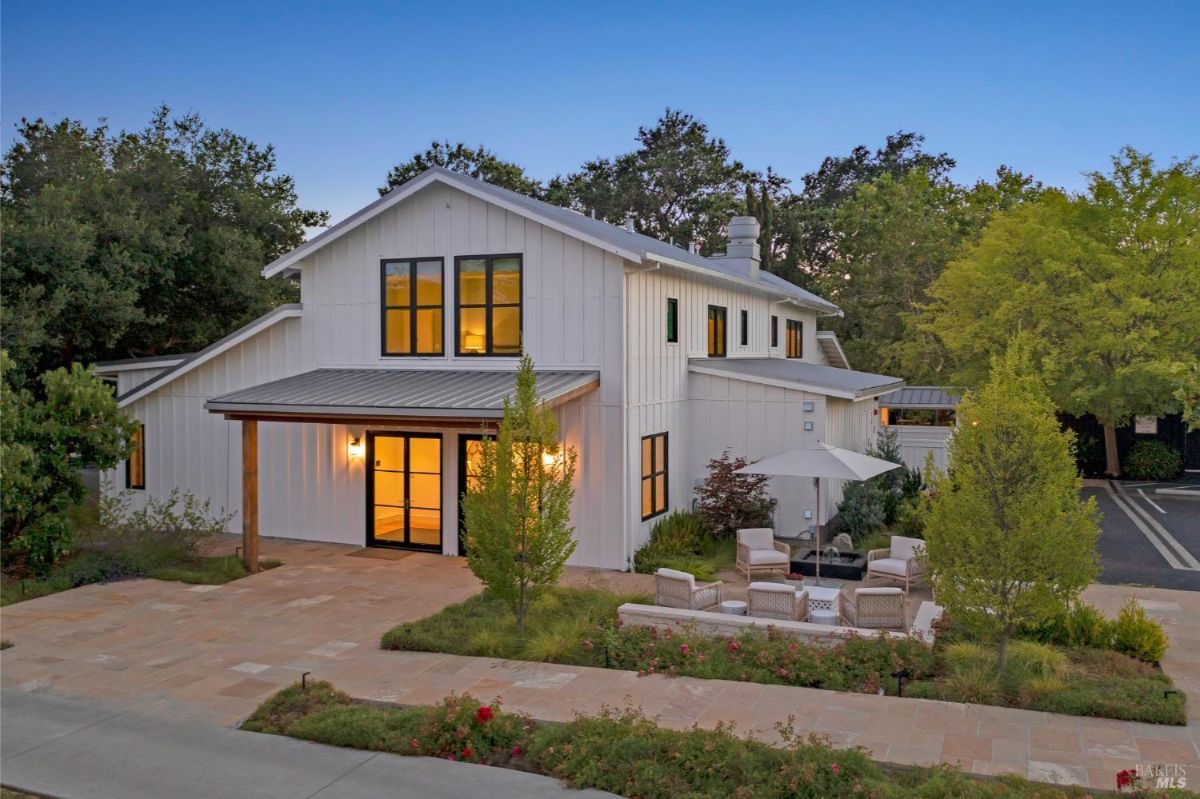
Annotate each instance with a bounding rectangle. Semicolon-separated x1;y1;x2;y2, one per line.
1138;488;1168;515
1107;481;1200;571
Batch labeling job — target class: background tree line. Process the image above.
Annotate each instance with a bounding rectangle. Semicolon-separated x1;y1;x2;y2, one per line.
5;106;1196;472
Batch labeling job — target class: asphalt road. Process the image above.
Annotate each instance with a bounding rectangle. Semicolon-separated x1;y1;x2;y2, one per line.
0;690;616;799
1089;483;1200;591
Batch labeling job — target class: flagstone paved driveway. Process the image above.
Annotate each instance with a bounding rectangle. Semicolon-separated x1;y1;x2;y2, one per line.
2;537;1198;791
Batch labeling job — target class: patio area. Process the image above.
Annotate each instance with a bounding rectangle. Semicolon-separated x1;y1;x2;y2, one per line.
1;536;1196;790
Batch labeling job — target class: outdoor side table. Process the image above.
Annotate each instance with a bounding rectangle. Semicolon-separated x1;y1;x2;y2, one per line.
801;585;841;625
720;600;747;616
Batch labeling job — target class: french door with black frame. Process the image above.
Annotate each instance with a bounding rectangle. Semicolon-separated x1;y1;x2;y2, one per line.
457;434;487;556
367;432;442;551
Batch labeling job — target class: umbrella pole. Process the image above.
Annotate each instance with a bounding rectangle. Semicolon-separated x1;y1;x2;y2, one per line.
814;476;821;587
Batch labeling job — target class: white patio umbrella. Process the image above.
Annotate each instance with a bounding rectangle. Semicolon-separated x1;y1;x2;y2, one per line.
736;442;901;585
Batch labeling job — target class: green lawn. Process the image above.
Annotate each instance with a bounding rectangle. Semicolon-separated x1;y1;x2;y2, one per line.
382;587;1186;725
244;681;1178;799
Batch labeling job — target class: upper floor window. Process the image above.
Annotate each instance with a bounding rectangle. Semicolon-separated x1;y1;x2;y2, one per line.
456;255;522;356
786;319;803;359
707;305;727;357
739;309;749;346
641;432;668;520
666;298;678;343
126;424;145;489
771;315;779;348
382;258;444;355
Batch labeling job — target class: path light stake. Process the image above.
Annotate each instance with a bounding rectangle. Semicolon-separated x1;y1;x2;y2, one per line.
892;667;911;697
302;672;311;690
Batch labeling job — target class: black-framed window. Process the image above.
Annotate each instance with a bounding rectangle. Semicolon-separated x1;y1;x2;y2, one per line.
707;305;727;357
456;254;522;356
771;315;779;348
126;424;145;489
381;258;444;355
786;319;803;359
666;298;678;343
641;432;668;520
739;309;749;346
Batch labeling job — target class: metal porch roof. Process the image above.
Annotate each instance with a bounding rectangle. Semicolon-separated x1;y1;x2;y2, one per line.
204;368;600;419
878;386;961;409
688;358;903;400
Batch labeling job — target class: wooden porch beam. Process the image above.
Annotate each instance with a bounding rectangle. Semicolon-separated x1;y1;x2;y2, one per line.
241;419;259;573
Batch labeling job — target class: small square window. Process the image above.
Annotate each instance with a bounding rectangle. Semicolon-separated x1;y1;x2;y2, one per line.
803;421;814;432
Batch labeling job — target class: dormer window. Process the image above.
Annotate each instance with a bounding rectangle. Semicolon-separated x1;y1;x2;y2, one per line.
456;255;522;356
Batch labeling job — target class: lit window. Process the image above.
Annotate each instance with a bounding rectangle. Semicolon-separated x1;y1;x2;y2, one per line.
457;255;522;356
786;320;803;359
707;306;726;357
381;258;444;355
640;432;668;520
126;424;145;489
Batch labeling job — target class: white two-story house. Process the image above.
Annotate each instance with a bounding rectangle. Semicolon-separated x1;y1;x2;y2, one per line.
97;167;903;570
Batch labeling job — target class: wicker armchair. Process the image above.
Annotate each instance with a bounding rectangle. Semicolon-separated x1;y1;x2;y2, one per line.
655;568;723;611
747;582;809;621
735;528;791;580
866;535;925;593
839;587;906;630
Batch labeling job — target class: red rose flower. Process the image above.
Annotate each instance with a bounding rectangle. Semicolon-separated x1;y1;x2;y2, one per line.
462;747;473;758
728;640;740;652
679;643;690;655
511;745;523;756
831;763;841;775
475;706;494;723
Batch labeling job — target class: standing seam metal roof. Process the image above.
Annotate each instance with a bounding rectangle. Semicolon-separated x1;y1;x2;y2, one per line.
878;387;961;408
204;368;599;417
687;358;903;400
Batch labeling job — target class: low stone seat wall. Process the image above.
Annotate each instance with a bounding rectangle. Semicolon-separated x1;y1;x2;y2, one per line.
618;603;913;647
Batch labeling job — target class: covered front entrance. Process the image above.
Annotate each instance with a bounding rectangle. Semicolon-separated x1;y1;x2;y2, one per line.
367;432;442;550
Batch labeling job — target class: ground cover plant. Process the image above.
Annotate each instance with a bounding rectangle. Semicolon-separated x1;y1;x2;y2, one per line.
246;681;1189;799
383;587;1185;724
632;510;734;582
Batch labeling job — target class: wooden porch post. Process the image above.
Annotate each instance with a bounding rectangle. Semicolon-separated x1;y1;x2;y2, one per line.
242;419;259;573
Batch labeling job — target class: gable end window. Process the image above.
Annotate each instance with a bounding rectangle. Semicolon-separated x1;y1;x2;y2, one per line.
707;305;727;357
786;320;803;359
382;258;444;356
641;432;668;520
456;255;522;356
739;309;749;346
771;315;779;348
126;424;146;489
666;298;678;343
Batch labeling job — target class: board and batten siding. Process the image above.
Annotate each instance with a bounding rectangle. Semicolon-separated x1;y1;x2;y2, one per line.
823;397;884;515
623;264;821;557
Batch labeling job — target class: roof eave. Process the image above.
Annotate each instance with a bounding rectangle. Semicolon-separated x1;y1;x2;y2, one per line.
643;251;841;315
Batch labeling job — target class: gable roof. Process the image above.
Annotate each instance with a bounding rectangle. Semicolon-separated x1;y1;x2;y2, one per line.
688;358;903;400
117;304;302;408
262;167;841;316
93;354;191;375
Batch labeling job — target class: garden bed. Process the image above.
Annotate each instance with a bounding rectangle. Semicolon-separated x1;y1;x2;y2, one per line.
381;588;1186;725
244;681;1128;799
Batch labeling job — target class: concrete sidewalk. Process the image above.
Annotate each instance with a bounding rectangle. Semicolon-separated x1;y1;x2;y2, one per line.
0;690;615;799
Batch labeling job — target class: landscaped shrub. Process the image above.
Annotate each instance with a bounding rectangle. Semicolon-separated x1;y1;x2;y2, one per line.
1004;641;1068;680
1124;439;1182;480
835;479;886;540
694;451;776;534
892;496;927;538
1112;599;1169;663
633;511;731;580
1024;602;1114;650
251;681;1124;799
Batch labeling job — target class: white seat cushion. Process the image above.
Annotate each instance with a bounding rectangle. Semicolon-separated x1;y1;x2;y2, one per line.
890;536;924;561
747;549;789;566
856;587;904;597
868;557;909;577
656;568;695;587
748;581;793;593
737;528;775;549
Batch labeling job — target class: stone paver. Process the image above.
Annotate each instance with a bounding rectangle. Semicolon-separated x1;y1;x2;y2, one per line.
2;536;1198;792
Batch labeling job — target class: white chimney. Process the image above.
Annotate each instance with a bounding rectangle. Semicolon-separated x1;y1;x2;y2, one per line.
712;215;760;278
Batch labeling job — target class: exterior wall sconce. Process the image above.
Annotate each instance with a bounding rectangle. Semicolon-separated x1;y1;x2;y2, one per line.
803;421;814;432
802;401;815;412
347;436;365;460
541;446;562;469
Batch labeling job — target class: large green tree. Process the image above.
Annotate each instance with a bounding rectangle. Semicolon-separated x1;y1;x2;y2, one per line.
1;108;327;379
1;352;138;574
462;356;578;636
378;140;542;197
547;109;752;254
915;148;1200;474
923;343;1100;671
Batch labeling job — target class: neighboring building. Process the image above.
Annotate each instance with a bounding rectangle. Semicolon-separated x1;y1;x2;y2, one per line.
879;387;960;473
94;168;902;570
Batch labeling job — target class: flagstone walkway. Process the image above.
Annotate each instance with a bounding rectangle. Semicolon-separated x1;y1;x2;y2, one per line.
2;538;1197;791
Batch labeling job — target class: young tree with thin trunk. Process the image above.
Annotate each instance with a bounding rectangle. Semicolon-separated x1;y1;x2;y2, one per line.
462;356;577;637
923;342;1100;672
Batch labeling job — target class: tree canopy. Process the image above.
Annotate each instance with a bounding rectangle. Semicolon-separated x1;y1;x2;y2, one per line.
379;140;542;197
914;148;1200;474
0;107;328;380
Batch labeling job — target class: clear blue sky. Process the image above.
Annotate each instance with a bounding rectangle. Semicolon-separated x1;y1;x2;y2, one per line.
3;0;1197;225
